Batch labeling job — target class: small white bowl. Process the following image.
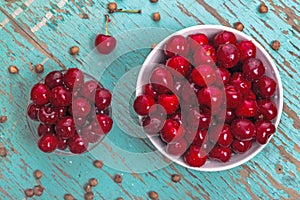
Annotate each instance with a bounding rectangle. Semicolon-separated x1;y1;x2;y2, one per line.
136;25;283;171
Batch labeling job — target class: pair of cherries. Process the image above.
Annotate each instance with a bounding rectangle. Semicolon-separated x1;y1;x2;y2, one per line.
133;30;278;167
27;68;113;154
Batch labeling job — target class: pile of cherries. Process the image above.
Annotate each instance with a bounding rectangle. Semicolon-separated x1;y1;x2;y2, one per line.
27;68;113;154
133;31;278;167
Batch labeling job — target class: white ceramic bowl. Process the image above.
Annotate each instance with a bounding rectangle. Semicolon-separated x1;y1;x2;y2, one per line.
136;25;283;171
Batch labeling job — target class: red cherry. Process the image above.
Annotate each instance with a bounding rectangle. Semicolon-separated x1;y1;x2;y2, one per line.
237;40;256;62
133;95;155;116
217;43;240;68
95;88;112;110
157;94;179;115
188;33;209;52
253;76;277;98
160;119;184;143
257;99;278;120
57;137;68;150
72;97;91;118
63;68;84;90
243;90;257;100
166;139;188;156
213;31;237;48
209;146;232;162
169;112;182;124
142;116;164;135
150;66;173;94
142;83;158;100
164;35;189;57
30;83;50;106
184;145;207;167
94;114;113;134
38;134;58;153
50;86;72;107
235;99;258;118
27;103;41;121
81;124;101;143
242;58;265;81
230;72;252;94
210;124;233;148
231;118;256;141
216;108;236;124
37;124;54;137
95;34;117;54
190;64;216;87
255;120;276;144
45;71;64;89
225;84;242;109
38;106;59;125
180;82;200;105
197;86;223;108
68;134;88;154
185;129;208;147
54;107;67;118
80;80;101;100
216;67;231;85
231;139;252;154
187;107;211;131
166;56;191;78
55;117;76;139
193;44;217;66
74;116;87;127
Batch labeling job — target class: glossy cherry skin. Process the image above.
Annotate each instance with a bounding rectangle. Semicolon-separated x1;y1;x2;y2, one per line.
142;83;158;100
225;84;242;109
210;124;233;148
237;41;256;62
243;90;257;100
216;108;236;124
27;103;41;121
133;95;155;116
81;124;101;143
63;68;84;90
188;33;209;52
150;66;174;94
142;116;164;135
57;137;68;150
169;112;182;124
160;119;184;143
157;94;179;115
255;120;276;144
38;133;58;153
55;117;75;139
231;139;252;153
187;107;211;131
30;83;50;106
54;107;67;118
253;76;277;98
164;35;189;57
37;123;54;137
38;106;59;125
216;67;231;85
230;72;252;95
166;56;191;78
213;31;237;48
166;138;188;156
80;80;101;100
197;86;223;108
95;34;117;55
242;58;265;81
50;86;72;107
72;97;91;118
45;71;64;89
231;118;256;141
184;145;208;167
68;134;88;154
217;44;240;68
257;99;278;121
193;45;217;66
95;88;112;110
185;129;208;147
180;82;199;105
235;99;258;118
209;146;232;162
190;65;216;87
94;114;113;134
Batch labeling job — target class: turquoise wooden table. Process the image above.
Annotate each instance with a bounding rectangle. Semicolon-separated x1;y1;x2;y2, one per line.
0;0;300;199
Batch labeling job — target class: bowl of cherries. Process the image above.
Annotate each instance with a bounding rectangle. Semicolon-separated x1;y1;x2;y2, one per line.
27;68;113;155
133;25;283;171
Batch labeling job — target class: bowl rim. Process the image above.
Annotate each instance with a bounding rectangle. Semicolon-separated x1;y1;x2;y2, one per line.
137;25;283;172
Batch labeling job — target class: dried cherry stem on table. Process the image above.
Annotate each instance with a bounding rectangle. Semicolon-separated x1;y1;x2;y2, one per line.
113;9;142;14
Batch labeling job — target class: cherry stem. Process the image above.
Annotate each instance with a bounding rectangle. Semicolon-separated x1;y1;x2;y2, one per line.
105;14;109;36
114;9;142;14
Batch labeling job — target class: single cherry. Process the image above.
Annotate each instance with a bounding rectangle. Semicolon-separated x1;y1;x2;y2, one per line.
27;103;41;121
235;99;258;118
209;146;232;162
68;134;88;154
95;15;116;54
231;139;252;154
45;71;64;89
184;145;208;167
213;31;237;48
255;120;276;144
72;97;91;118
63;68;84;90
216;108;236;124
55;117;76;139
188;33;209;52
231;118;256;141
187;107;211;131
38;106;59;125
80;80;101;100
37;124;54;137
95;88;112;110
81;124;102;143
94;114;113;134
54;107;67;118
57;137;68;150
193;44;217;65
210;124;233;148
180;82;199;105
253;76;277;98
164;35;189;57
169;112;182;124
157;94;179;115
150;66;174;94
160;119;184;143
166;139;188;156
133;95;155;116
230;72;252;94
30;83;50;106
190;64;216;87
50;86;72;107
197;86;223;108
38;134;58;153
217;43;240;68
166;55;191;78
185;129;208;147
237;40;256;62
142;116;164;135
216;67;231;84
242;58;265;81
142;83;158;100
224;84;242;109
257;99;278;120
